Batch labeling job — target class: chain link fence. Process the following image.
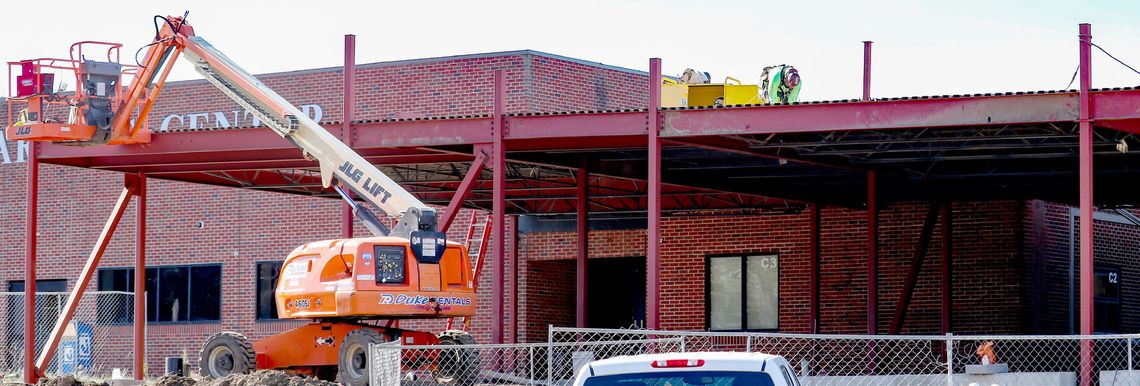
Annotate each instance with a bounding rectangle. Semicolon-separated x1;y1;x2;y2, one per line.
373;326;1140;386
0;291;136;382
372;336;683;385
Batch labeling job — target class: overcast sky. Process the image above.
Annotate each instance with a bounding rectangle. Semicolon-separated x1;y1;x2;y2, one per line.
3;0;1139;101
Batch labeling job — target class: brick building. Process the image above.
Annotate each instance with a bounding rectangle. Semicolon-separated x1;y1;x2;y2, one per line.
0;49;1135;373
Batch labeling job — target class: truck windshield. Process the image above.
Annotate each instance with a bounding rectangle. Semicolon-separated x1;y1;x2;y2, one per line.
583;371;776;386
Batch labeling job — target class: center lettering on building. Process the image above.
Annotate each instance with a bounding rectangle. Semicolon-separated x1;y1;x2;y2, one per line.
158;104;324;131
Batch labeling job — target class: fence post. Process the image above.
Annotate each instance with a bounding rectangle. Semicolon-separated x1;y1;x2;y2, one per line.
946;333;954;386
547;325;554;383
529;345;535;386
745;336;751;353
1129;337;1134;375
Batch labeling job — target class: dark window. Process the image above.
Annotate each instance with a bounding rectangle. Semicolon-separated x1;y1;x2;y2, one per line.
6;280;67;369
707;254;779;331
190;266;221;321
375;246;407;284
256;262;283;320
96;265;222;323
1094;266;1121;333
95;270;135;324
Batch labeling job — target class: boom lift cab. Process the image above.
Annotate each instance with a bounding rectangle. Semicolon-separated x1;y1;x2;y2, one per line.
9;13;483;386
276;237;476;320
6;42;152;145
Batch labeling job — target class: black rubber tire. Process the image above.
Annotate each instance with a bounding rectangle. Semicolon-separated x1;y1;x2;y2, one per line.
339;328;384;386
199;331;255;378
434;330;480;386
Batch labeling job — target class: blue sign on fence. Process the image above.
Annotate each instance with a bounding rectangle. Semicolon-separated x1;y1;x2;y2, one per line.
60;341;77;373
77;322;93;370
57;322;94;374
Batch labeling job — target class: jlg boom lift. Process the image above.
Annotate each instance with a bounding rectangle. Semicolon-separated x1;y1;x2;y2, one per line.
7;13;481;385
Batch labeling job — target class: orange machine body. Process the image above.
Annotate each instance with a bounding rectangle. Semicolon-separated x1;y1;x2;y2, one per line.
251;236;475;371
275;237;477;320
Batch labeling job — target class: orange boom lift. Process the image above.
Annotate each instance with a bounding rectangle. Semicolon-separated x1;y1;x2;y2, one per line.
8;13;481;385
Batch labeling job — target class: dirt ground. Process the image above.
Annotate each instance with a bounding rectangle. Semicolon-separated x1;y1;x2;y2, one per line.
149;370;337;386
36;371;336;386
37;375;108;386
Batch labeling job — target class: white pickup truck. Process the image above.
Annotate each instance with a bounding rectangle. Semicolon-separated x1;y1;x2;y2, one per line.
572;352;802;386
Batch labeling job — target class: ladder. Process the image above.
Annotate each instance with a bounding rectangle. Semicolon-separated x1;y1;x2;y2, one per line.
448;212;492;330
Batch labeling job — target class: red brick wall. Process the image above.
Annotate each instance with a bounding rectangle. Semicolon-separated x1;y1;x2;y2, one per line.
1022;200;1140;334
143;51;649;132
513;201;1026;339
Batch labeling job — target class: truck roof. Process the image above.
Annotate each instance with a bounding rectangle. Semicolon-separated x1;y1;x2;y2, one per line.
586;351;783;377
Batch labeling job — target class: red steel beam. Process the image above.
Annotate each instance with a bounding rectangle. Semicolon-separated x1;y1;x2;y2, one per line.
110;154;472;174
74;147;435;169
352;117;494;148
491;70;506;344
647;58;662;330
941;202;952;334
440;150;489;232
1078;22;1094;386
576;162;589;328
867;171;878;334
862;41;873;101
133;172;146;380
36;180;137;374
660;93;1080;137
39;129;295;158
24;142;38;384
505;112;646;139
889;203;940;335
1091;90;1140;127
31;89;1140;169
342;34;356;238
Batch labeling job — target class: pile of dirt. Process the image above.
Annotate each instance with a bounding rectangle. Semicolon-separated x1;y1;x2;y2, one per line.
148;371;336;386
149;374;198;386
37;375;109;386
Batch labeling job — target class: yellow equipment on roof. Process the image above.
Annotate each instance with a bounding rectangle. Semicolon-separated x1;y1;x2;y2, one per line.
662;66;802;108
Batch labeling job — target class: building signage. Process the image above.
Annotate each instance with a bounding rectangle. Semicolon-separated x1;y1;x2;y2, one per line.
158;104;324;131
0;131;29;164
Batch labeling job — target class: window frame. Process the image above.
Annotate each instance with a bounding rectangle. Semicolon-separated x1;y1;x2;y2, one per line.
705;253;780;332
255;260;285;322
96;263;223;325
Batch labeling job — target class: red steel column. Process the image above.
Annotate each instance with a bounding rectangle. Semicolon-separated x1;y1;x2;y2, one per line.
862;41;873;101
647;58;663;330
24;141;38;384
341;34;356;238
134;172;146;379
491;70;506;344
1077;22;1094;386
809;204;820;334
576;163;589;327
509;214;519;344
940;203;952;334
867;171;877;334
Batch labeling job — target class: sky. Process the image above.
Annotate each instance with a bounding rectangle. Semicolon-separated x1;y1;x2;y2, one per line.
2;0;1139;101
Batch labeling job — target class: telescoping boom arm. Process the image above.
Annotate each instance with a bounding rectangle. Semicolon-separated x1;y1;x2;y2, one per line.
140;14;437;237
